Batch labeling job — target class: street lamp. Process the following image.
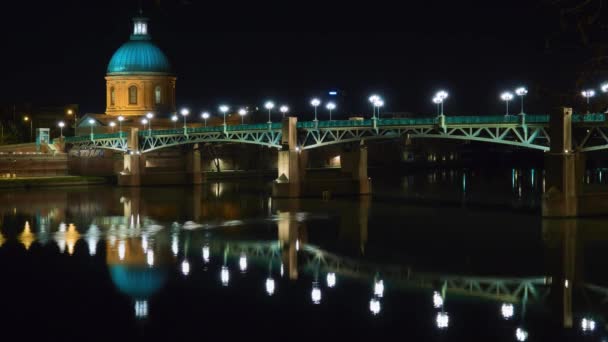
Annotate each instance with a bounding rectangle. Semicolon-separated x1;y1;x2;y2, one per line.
515;87;528;114
108;121;116;133
326;102;336;121
435;90;448;116
501;91;514;116
311;98;321;121
582;89;595;114
146;112;154;133
58;121;65;138
238;108;247;124
369;94;380;118
265;101;275;124
433;96;442;115
171;115;178;129
23;116;32;142
375;99;384;118
180;108;189;133
219;105;229;127
117;115;124;136
67;109;77;126
280;105;289;119
88;119;95;139
201;112;210;127
141;118;148;131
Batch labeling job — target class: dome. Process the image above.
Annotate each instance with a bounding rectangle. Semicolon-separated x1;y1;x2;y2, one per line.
109;265;168;300
107;40;172;75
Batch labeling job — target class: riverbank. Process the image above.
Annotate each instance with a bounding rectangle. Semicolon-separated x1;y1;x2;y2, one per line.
0;175;109;188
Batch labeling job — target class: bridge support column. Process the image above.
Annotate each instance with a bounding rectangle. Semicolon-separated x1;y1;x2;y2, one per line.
185;144;203;185
542;107;585;217
118;128;142;187
273;117;306;198
339;143;372;195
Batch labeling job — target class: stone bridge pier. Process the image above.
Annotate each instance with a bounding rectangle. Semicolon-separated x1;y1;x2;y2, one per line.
272;117;372;198
118;128;203;187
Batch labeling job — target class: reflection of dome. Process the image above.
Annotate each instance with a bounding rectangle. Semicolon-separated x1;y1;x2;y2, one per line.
107;40;172;75
109;265;167;300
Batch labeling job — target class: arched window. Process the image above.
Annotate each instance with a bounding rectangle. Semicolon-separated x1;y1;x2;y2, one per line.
129;86;138;105
155;85;161;105
110;87;115;106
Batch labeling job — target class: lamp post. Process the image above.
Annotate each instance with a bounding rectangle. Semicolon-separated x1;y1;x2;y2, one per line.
117;115;124;136
435;90;448;116
201;112;210;127
369;95;380;119
311;98;321;121
582;89;596;114
23;116;32;142
515;87;528;114
326;102;336;121
219;105;229;128
141;118;148;131
265;101;274;124
146;112;154;135
433;96;442;115
58;121;65;138
171;115;178;129
375;99;384;118
108;121;116;133
180;108;189;134
501;91;514;116
280;105;289;119
238;108;247;124
67;109;77;127
88;119;95;140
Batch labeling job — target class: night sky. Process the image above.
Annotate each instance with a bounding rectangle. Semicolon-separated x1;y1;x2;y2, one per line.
1;0;606;119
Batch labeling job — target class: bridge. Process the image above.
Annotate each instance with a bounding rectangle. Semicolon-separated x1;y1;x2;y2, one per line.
54;109;608;216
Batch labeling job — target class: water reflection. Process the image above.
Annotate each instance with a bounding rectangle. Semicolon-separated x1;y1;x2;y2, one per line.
1;181;608;339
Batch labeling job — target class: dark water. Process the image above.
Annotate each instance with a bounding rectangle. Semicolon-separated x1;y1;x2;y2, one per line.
1;167;607;341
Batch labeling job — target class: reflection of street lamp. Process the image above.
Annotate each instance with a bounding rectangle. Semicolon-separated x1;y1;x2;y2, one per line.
311;98;321;121
23;116;32;141
238;108;247;124
326;102;336;121
280;105;289;118
58;121;65;138
265;101;274;124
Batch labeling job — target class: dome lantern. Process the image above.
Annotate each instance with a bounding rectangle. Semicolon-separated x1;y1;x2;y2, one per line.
131;16;150;41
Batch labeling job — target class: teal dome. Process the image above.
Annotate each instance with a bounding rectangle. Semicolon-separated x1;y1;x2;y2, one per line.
107;40;172;75
109;265;168;300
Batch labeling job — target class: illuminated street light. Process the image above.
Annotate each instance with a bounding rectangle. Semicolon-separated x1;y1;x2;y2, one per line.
180;108;189;132
88;118;95;138
23;116;33;142
141;118;148;131
501;91;514;116
219;105;229;127
369;298;381;315
326;272;337;288
311;282;322;304
201;112;210;127
265;101;275;124
375;99;384;118
501;303;514;319
117;115;124;135
311;98;321;121
58;121;65;138
582;89;595;114
146;112;154;134
221;265;230;286
436;312;449;329
515;327;528;341
435;90;448;116
433;96;442;116
266;277;275;296
280;105;289;118
369;94;380;118
326;102;336;121
171;115;178;129
108;121;116;133
515;87;528;114
238;108;247;124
